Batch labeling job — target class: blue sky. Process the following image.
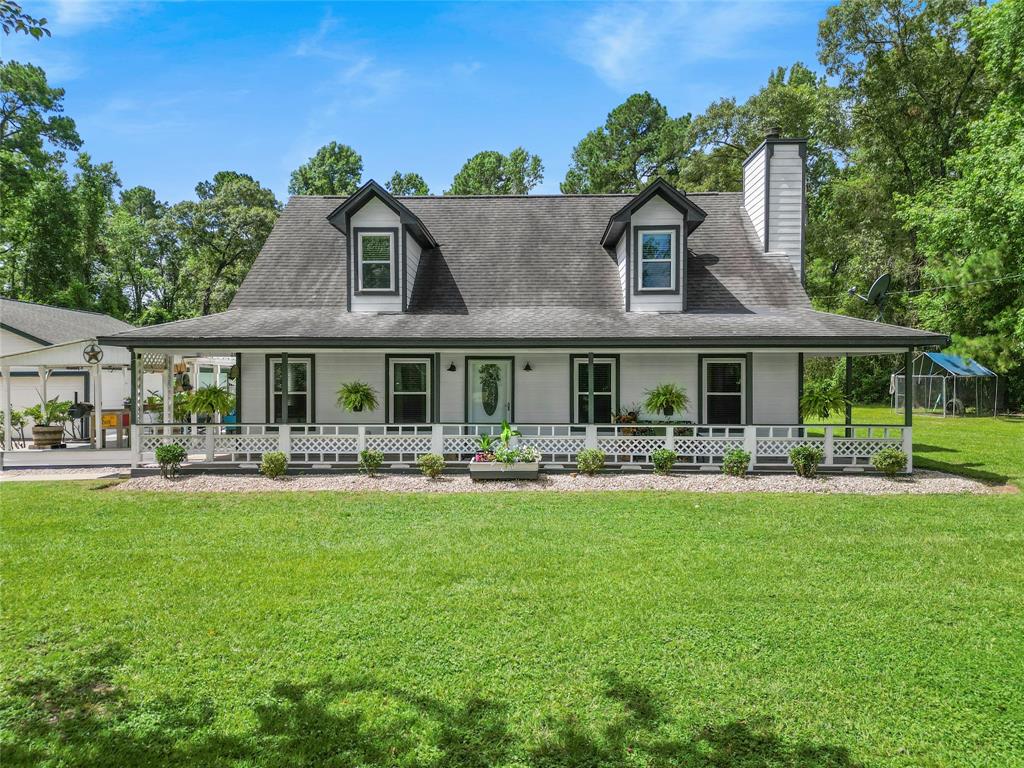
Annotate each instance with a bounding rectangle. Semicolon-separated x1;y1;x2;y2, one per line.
4;0;831;202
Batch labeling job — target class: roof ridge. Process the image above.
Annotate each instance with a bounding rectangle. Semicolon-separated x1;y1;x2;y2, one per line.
288;191;741;201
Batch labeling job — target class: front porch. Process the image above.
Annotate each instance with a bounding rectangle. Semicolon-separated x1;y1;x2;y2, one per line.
134;420;912;473
122;344;915;474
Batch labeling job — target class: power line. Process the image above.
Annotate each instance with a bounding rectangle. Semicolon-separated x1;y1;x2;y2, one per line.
814;271;1024;301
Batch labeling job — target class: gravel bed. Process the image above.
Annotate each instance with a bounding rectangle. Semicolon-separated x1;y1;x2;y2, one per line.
1;466;126;481
115;469;1000;495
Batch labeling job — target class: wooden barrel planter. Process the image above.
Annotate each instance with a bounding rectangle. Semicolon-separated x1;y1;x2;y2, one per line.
32;425;65;448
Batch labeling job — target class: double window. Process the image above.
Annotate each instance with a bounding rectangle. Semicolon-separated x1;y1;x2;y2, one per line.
389;357;431;423
636;228;677;292
572;356;617;423
356;230;397;293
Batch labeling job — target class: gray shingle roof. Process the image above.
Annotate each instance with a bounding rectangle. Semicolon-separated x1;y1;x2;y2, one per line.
103;192;946;348
1;298;133;347
99;306;947;348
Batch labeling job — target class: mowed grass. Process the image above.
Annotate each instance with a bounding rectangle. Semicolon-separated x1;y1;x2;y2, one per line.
2;481;1023;767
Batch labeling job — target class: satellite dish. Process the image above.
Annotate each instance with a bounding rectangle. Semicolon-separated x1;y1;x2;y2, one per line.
847;272;891;322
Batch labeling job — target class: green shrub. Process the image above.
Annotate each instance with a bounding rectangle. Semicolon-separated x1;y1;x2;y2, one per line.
154;443;187;479
651;447;676;474
576;448;605;476
359;449;384;477
722;448;751;477
260;451;288;479
871;446;908;478
789;444;825;478
417;453;446;479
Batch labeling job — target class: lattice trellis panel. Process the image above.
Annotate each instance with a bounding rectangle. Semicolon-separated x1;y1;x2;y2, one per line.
443;436;480;456
291;435;359;455
674;438;744;457
520;436;586;457
141;435;205;452
141;352;169;373
756;439;822;458
366;435;432;455
598;437;666;459
215;435;279;454
833;439;899;458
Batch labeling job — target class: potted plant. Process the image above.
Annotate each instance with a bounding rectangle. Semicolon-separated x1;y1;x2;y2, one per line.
644;383;689;419
337;381;379;413
188;385;235;420
468;420;540;480
24;398;72;448
799;380;849;420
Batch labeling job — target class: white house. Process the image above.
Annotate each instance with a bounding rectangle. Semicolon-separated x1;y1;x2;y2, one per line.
101;134;947;473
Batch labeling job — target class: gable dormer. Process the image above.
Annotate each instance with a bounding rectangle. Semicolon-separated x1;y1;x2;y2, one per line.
326;180;438;313
601;179;707;313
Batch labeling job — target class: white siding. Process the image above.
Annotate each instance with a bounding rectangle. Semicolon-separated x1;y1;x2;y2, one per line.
620;352;698;422
766;142;804;278
752;352;799;423
405;231;422;308
629;196;686;313
1;328;44;356
514;353;569;422
239;353;265;423
742;150;767;247
350;197;402;313
615;232;627;309
316;352;386;423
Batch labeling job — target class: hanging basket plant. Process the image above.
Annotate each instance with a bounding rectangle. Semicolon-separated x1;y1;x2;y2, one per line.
643;383;689;419
337;381;379;413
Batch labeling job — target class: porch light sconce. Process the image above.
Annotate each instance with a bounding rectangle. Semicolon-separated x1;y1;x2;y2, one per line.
523;361;533;372
447;361;457;372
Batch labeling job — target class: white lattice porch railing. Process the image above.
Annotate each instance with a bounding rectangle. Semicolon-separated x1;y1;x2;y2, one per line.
134;422;912;472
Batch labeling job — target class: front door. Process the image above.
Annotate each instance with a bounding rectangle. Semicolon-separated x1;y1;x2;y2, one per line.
467;358;512;423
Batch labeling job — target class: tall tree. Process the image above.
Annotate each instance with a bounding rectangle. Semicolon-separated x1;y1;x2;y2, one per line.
1;1;49;38
385;171;429;196
897;0;1024;398
287;142;363;196
561;92;692;194
447;148;543;195
170;171;280;316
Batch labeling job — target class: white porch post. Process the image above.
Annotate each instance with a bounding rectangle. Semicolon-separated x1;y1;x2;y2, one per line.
902;427;913;472
93;363;103;448
357;425;366;454
278;423;291;454
162;355;173;431
585;424;598;450
2;365;11;451
824;426;835;466
431;424;444;454
743;425;756;472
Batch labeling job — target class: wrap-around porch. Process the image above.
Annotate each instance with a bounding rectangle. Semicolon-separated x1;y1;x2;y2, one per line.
129;346;916;473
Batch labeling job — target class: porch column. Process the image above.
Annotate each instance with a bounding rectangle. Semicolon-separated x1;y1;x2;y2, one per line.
845;355;853;426
162;355;173;432
797;353;804;423
93;363;104;449
279;352;289;424
2;365;11;451
904;349;913;427
587;352;594;425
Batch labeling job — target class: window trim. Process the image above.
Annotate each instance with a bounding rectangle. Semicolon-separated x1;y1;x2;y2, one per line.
633;225;681;295
264;354;315;424
385;355;433;424
569;354;620;424
699;356;747;425
354;227;400;295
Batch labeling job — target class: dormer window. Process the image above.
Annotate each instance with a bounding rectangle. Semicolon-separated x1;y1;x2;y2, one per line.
634;226;679;293
356;228;398;293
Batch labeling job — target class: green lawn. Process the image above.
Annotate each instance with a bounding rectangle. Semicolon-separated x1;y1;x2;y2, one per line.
2;414;1022;767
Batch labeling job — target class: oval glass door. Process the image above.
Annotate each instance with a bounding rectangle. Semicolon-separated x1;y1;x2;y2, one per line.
468;359;512;423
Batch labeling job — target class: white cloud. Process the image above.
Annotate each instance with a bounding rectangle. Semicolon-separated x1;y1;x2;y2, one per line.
567;1;797;89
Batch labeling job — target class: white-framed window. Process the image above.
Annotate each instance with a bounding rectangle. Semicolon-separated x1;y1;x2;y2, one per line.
389;357;431;423
703;358;745;425
572;356;617;423
638;229;675;291
269;356;312;424
357;230;396;292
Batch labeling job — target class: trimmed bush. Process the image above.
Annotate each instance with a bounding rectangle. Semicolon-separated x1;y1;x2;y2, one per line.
154;443;187;479
260;451;288;479
417;453;446;479
359;449;384;477
871;446;908;478
576;448;605;476
789;444;825;478
722;448;751;478
651;447;676;475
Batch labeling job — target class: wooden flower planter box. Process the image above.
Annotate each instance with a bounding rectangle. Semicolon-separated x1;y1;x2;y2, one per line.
31;425;65;449
468;461;540;481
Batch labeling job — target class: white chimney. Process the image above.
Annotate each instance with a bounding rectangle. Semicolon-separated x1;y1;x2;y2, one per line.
742;129;807;283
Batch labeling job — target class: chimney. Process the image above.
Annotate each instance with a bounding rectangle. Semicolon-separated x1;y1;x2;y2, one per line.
742;131;807;283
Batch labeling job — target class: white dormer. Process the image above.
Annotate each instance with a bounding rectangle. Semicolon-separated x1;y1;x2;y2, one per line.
742;130;806;283
601;179;707;313
326;180;437;313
